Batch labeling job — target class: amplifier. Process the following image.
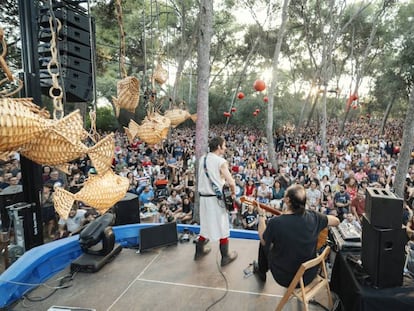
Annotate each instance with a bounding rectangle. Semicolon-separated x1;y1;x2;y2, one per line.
365;187;403;229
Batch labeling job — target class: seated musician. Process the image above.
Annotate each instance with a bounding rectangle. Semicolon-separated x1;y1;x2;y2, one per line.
252;184;339;284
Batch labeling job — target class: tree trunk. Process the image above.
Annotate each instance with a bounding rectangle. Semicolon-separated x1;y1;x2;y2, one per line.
267;0;291;171
306;94;319;127
194;0;213;222
379;96;396;135
394;89;414;198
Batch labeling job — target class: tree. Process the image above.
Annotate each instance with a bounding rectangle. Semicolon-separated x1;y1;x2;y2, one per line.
266;0;291;170
394;88;414;198
193;0;213;222
340;0;392;135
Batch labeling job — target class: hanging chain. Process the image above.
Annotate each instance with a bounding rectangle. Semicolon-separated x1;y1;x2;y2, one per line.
0;27;23;97
88;108;100;144
115;0;127;79
47;13;64;120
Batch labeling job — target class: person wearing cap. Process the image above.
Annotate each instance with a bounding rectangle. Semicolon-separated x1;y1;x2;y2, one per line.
256;179;272;204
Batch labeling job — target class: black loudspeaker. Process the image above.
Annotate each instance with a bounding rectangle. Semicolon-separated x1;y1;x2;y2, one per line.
38;3;94;102
365;187;403;229
113;192;140;226
361;216;407;288
139;222;178;252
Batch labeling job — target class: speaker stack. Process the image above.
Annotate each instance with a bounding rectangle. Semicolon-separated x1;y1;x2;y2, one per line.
38;2;94;102
362;187;407;288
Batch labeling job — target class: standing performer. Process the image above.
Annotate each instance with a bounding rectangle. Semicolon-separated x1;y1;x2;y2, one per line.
196;136;238;266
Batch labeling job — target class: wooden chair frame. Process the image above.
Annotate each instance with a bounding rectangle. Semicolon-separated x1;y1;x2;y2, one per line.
275;246;333;311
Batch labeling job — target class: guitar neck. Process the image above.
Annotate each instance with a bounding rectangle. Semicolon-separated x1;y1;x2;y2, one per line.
240;196;282;216
240;196;327;249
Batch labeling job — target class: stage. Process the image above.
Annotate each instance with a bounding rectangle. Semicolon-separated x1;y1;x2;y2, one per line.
8;238;332;311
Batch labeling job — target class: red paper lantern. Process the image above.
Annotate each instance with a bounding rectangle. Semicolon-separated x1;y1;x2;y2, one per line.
351;93;358;101
237;92;245;99
253;79;266;92
223;112;231;117
231;107;237;112
263;96;269;103
253;111;258;116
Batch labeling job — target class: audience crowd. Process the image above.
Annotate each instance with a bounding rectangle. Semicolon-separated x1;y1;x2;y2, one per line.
1;117;414;239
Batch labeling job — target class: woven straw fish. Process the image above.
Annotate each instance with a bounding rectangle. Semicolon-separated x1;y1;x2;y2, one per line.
0;97;51;152
164;108;197;128
124;112;171;145
20;122;114;175
53;170;129;219
152;62;168;85
17;98;51;119
112;76;140;117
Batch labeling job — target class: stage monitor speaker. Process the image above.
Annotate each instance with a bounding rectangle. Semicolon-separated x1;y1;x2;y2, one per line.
361;216;407;288
365;187;403;229
139;222;178;252
113;192;140;226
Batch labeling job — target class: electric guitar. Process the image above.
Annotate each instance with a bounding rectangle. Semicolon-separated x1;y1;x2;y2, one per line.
240;196;328;250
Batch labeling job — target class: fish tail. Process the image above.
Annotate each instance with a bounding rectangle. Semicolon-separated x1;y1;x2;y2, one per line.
124;119;139;144
53;187;75;220
87;133;114;175
124;127;134;144
190;113;197;122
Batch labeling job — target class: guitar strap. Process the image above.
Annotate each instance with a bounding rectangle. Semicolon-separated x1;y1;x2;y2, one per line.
203;154;222;199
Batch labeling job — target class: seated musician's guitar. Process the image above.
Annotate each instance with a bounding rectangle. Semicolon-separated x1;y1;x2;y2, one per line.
240;196;328;250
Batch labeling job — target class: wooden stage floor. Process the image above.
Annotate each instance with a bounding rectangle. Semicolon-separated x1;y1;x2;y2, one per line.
11;238;331;311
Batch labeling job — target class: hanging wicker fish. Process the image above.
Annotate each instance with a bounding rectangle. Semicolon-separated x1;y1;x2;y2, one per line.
17;98;51;119
20;122;114;175
124;112;171;145
53;170;129;219
112;76;140;117
164;108;197;128
152;62;168;85
0;97;52;152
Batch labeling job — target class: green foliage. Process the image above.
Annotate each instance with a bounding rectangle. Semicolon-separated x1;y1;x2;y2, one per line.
85;106;119;132
4;0;413;130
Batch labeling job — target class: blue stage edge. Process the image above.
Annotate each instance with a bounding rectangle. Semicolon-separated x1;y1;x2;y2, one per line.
0;223;259;308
